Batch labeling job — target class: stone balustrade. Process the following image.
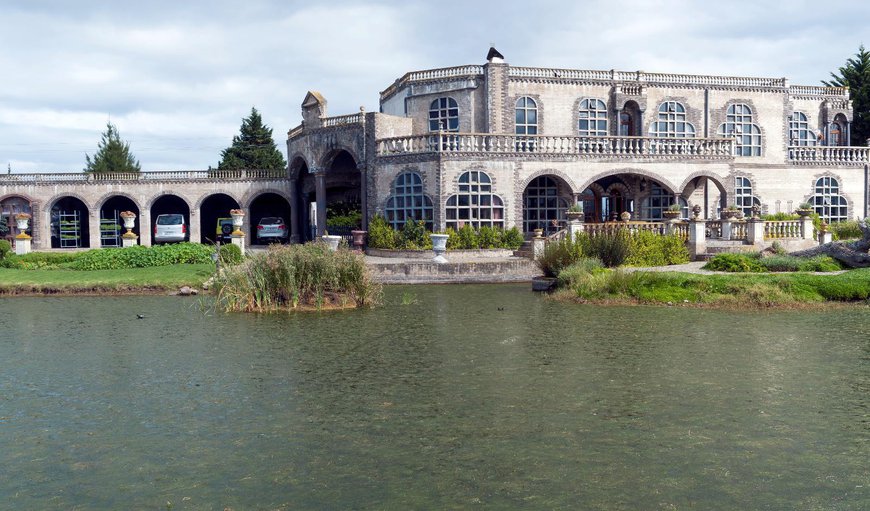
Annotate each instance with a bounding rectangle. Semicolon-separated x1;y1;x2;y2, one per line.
765;220;803;239
381;65;484;99
0;169;287;184
376;134;734;158
321;113;364;127
787;146;870;165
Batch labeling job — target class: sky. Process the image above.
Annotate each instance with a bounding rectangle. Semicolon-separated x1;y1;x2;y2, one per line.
1;0;868;172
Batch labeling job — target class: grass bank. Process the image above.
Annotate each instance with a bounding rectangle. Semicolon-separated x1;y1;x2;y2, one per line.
0;264;214;295
552;267;870;307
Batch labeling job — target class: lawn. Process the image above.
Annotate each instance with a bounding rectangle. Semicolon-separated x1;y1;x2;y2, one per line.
0;264;215;294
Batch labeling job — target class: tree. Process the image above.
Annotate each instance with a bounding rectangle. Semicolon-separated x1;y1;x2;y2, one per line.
85;122;141;173
217;107;287;170
824;45;870;146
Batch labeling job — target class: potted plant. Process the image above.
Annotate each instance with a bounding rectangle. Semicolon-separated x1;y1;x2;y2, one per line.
229;209;245;236
721;205;739;219
566;203;584;221
662;203;682;219
795;202;814;217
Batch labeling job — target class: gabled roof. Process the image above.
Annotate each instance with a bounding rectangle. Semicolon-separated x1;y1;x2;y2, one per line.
302;91;326;108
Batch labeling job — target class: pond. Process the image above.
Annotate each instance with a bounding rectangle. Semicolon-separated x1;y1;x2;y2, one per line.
0;285;867;509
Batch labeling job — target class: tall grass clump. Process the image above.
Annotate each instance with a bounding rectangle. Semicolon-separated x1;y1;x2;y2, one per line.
212;243;381;312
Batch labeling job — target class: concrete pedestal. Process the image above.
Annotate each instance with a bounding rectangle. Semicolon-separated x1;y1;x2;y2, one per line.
720;218;733;240
122;236;138;247
14;237;31;255
819;232;833;245
747;219;764;247
231;235;246;256
688;220;706;260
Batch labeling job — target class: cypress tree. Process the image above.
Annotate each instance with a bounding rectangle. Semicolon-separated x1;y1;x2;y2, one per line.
84;122;141;173
218;107;287;170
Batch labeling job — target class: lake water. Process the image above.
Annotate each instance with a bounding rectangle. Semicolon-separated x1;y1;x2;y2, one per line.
0;285;867;510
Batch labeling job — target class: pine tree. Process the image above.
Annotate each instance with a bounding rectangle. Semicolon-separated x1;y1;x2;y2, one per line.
84;122;141;173
824;45;870;146
217;107;287;170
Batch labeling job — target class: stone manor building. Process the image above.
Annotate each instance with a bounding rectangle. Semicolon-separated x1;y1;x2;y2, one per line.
286;48;869;241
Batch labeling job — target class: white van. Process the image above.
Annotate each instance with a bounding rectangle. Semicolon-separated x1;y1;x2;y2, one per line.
154;214;187;243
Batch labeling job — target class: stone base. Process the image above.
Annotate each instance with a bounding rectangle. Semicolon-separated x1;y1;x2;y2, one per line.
14;237;31;255
231;235;246;256
122;236;138;247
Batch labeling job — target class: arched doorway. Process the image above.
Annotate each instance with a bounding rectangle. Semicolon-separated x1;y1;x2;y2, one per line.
292;159;315;242
322;150;362;239
619;100;641;136
199;193;240;244
522;175;572;235
99;195;139;247
579;173;685;222
1;195;33;243
150;195;190;244
50;196;90;248
249;193;292;245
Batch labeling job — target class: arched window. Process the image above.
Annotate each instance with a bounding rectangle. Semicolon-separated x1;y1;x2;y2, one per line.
649;101;696;138
515;97;538;135
445;170;505;230
522;176;569;234
578;99;608;136
619;112;633;136
734;177;761;217
718;104;762;156
812;176;848;222
640;183;682;220
384;171;434;230
789;112;816;146
429;97;459;132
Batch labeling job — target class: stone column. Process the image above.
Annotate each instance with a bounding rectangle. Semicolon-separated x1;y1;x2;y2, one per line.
358;163;368;231
720;218;733;240
688;219;707;261
140;209;152;246
188;210;200;244
37;203;51;250
289;177;300;243
747;218;764;247
231;234;246;256
314;168;327;237
801;216;814;240
532;236;546;260
567;219;584;240
89;210;101;248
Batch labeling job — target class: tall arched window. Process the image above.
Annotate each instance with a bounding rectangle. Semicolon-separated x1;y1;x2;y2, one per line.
384;171;434;230
718;104;762;156
522;176;568;234
640;183;683;220
649;101;696;138
429;97;459;132
811;176;848;222
578;99;608;136
830;122;842;146
445;170;505;230
515;97;538;135
789;112;816;146
734;177;761;217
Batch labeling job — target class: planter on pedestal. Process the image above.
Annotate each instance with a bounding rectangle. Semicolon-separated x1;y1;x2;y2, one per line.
322;234;341;251
229;209;245;236
13;213;32;255
430;233;448;263
120;211;138;247
351;230;367;252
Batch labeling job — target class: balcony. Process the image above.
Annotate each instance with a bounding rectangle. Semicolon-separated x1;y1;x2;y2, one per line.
787;146;870;165
376;134;735;159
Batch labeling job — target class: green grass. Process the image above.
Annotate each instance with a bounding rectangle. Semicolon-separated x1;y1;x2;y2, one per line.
553;268;870;306
0;264;214;294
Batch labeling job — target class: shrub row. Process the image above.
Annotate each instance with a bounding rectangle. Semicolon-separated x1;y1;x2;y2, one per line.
70;243;216;270
703;252;842;273
367;215;524;251
536;230;689;277
213;243;381;311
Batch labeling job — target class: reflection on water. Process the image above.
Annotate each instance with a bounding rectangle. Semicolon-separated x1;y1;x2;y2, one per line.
0;285;867;509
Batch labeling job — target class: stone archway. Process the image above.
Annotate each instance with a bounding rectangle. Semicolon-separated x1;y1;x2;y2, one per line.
521;174;573;235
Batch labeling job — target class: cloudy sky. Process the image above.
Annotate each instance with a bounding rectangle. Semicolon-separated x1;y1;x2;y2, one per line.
1;0;868;172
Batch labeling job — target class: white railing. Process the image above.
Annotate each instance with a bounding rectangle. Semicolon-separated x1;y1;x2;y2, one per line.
764;220;803;239
321;113;363;127
287;124;304;138
509;67;612;81
787;146;870;164
0;169;287;183
509;67;793;89
580;222;667;237
377;133;734;158
381;65;484;98
788;85;849;97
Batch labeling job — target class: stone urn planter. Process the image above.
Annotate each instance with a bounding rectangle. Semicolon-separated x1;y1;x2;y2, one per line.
322;234;341;251
14;213;31;238
662;210;682;220
566;210;584;222
119;211;137;238
721;209;738;220
430;233;449;263
620;211;632;222
796;208;814;218
533;228;544;239
351;230;367;251
229;209;245;236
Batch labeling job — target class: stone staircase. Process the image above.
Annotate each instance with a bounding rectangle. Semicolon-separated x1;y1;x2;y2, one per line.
696;239;756;260
513;240;534;259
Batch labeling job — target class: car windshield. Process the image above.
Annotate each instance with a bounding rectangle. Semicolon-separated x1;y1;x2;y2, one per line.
259;217;282;225
157;214;183;225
